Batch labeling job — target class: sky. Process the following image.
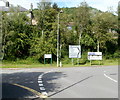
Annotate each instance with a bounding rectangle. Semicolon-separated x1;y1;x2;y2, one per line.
0;0;119;12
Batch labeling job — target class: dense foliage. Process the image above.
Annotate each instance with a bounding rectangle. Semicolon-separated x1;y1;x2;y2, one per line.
1;1;119;62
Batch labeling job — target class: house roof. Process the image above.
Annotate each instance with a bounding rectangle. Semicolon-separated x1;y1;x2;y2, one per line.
0;6;28;12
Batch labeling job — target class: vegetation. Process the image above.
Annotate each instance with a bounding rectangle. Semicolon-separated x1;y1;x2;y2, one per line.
1;1;119;66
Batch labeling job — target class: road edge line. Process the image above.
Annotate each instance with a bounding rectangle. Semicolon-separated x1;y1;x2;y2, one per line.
104;74;117;83
13;83;48;98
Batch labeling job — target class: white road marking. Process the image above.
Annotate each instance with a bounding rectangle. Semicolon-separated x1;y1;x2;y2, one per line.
40;87;45;90
38;81;42;83
42;92;48;96
38;78;42;80
104;73;117;83
38;76;42;79
37;69;59;96
39;84;43;86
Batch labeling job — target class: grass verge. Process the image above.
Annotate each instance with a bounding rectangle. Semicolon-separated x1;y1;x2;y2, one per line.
1;58;119;68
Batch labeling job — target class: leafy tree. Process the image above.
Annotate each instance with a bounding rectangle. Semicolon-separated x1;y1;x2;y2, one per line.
92;12;118;53
30;8;58;62
37;0;51;10
1;1;119;62
74;1;95;51
2;8;33;60
52;3;60;11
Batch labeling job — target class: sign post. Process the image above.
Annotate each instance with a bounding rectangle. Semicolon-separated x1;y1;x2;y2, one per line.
72;58;74;65
88;52;102;65
69;45;81;65
44;54;52;65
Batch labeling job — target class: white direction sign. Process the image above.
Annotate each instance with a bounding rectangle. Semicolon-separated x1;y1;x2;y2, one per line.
44;54;52;58
88;52;102;60
69;45;81;58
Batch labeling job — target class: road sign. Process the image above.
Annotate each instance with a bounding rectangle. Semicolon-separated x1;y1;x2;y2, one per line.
88;52;102;60
69;45;81;58
44;54;52;64
44;54;52;58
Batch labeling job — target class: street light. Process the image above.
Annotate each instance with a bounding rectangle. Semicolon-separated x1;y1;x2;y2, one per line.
57;10;63;67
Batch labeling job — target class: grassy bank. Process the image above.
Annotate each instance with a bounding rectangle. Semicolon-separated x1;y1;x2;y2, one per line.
1;58;119;68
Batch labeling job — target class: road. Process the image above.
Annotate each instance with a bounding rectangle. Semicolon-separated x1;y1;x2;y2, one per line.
1;65;118;99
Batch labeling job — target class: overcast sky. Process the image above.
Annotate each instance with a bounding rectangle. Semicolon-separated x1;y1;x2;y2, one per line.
0;0;119;12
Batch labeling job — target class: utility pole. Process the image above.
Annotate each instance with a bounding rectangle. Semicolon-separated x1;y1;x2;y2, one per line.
57;10;63;67
97;40;99;52
77;26;82;65
57;12;60;67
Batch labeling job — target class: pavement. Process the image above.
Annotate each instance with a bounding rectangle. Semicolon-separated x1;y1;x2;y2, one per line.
1;65;118;99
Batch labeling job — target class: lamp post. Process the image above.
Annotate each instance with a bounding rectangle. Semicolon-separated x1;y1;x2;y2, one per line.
97;40;99;52
57;10;63;67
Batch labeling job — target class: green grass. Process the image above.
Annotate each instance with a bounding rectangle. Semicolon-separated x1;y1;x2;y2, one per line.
1;58;118;68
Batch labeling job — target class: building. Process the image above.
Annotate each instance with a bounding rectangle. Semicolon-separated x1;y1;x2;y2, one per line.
0;6;28;12
0;0;28;12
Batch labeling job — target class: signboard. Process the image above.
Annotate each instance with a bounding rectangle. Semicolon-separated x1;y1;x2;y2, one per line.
44;54;52;64
44;54;52;58
88;52;102;60
69;45;81;58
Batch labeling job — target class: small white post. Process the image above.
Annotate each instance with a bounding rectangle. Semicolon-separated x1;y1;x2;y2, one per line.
60;61;62;67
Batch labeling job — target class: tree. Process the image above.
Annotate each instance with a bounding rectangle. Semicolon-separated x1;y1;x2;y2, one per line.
2;7;33;60
92;12;118;53
30;8;58;62
52;3;60;11
74;1;95;51
37;0;51;10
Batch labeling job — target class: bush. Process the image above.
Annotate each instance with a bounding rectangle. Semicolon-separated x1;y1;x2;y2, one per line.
113;51;120;58
14;57;40;64
105;54;113;59
62;56;71;64
105;50;120;59
79;59;87;64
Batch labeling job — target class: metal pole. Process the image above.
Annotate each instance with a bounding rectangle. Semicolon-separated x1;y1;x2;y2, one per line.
44;58;45;64
90;60;92;66
57;13;60;67
51;57;52;65
60;44;62;67
78;30;81;65
72;58;74;65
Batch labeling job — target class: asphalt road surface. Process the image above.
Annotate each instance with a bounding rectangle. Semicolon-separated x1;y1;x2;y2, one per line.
1;65;118;99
